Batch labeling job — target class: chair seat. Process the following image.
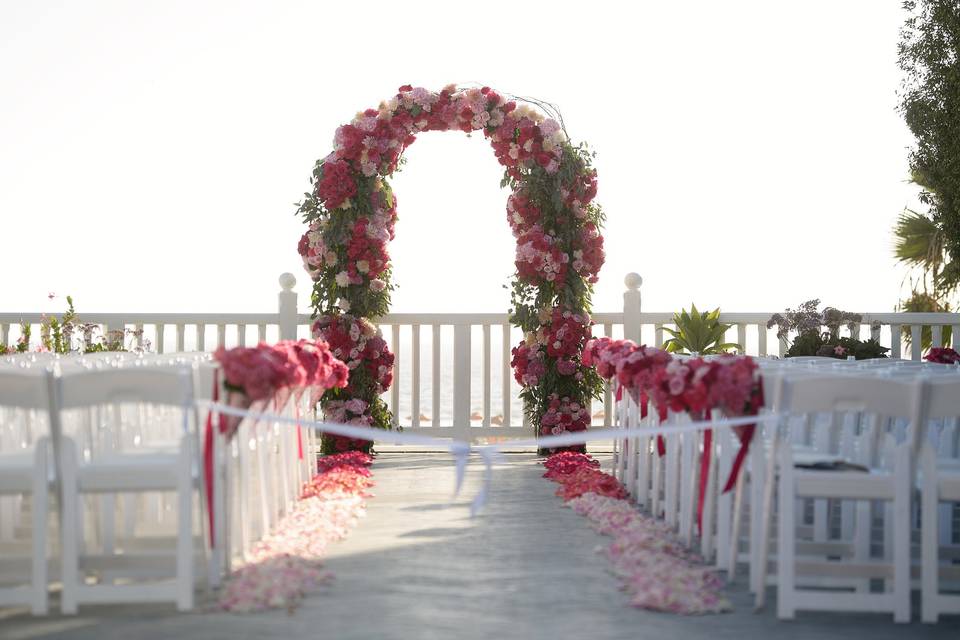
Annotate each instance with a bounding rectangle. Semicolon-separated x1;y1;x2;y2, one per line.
77;452;184;492
0;454;37;493
794;468;894;500
937;471;960;501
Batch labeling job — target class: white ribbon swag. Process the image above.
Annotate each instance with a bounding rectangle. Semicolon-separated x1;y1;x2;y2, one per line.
198;400;781;516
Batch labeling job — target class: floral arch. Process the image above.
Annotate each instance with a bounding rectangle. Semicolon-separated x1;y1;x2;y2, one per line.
296;84;605;453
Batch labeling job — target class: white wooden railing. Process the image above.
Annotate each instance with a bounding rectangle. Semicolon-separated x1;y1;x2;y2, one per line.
2;272;959;440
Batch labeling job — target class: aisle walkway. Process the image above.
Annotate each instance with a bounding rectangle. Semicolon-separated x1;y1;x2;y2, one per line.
2;453;958;639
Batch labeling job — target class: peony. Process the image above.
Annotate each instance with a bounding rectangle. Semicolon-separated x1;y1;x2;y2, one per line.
370;278;386;292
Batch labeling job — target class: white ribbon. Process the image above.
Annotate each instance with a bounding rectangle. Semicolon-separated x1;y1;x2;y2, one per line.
448;441;471;500
198;399;782;516
470;446;504;516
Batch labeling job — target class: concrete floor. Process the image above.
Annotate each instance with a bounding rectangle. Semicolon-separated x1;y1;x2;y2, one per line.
2;452;958;639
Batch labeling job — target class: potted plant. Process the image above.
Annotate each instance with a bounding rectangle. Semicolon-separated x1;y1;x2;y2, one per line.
663;304;740;355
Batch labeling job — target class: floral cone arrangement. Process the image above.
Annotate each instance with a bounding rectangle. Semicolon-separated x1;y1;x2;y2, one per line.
296;84;606;452
583;338;763;492
925;346;960;364
213;339;349;438
543;452;730;614
218;452;374;613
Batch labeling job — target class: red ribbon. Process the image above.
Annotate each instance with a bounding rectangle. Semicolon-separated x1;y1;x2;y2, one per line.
721;378;765;494
296;402;304;461
202;369;219;548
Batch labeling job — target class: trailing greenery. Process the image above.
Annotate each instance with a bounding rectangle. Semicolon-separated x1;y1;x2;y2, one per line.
663;304;740;355
893;0;960;327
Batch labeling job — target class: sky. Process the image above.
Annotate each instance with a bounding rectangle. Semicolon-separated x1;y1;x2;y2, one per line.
0;1;921;318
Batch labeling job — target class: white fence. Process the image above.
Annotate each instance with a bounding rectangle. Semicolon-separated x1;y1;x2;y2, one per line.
2;272;959;441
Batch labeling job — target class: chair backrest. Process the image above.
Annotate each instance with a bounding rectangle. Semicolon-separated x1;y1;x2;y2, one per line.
780;374;924;420
780;374;927;462
55;365;196;411
0;368;54;411
0;368;55;454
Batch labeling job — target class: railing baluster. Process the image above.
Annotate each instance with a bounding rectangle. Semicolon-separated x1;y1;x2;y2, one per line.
432;324;441;428
502;322;511;429
911;325;922;360
952;324;960;349
197;323;205;352
411;324;421;428
156;324;165;354
258;324;267;343
217;324;226;348
890;324;902;359
932;325;943;348
850;323;861;340
871;323;881;342
1;323;8;347
176;323;185;352
391;324;401;428
654;324;664;348
603;323;613;427
453;323;471;438
237;324;247;348
758;325;768;357
736;323;746;355
482;323;491;428
135;323;144;349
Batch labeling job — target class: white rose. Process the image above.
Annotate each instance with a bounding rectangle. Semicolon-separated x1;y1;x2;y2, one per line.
335;271;351;287
337;297;351;312
356;260;370;274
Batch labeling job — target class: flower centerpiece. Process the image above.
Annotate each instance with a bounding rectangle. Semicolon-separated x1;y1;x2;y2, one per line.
767;299;888;360
295;85;605;452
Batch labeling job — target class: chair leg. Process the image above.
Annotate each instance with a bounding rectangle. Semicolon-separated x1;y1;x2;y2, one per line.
665;433;679;528
748;442;765;593
776;445;795;620
892;445;911;623
30;438;49;616
727;465;746;578
853;499;872;593
921;445;939;624
755;433;779;610
651;448;662;518
636;434;650;509
176;436;194;612
60;438;79;615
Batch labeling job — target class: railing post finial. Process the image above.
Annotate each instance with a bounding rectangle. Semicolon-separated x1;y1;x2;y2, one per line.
278;273;298;340
624;272;643;291
623;273;642;343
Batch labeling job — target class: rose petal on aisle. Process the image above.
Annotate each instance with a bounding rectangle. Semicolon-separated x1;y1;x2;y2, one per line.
218;452;374;613
543;452;731;615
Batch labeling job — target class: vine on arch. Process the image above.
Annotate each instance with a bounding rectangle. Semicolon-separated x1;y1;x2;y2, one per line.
296;84;605;453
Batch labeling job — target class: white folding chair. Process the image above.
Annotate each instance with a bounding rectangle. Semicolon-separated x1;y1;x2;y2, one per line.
774;374;924;622
53;364;205;613
0;368;55;615
919;376;960;622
